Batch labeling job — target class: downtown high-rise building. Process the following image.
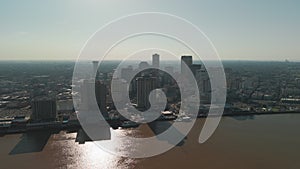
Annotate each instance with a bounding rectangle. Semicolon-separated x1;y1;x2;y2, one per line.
81;80;96;110
152;53;160;68
191;64;202;75
92;61;99;77
121;65;134;82
31;97;57;122
181;55;193;75
136;77;157;109
95;80;108;118
81;79;108;119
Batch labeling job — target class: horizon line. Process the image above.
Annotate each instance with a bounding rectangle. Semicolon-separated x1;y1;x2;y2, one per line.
0;59;299;63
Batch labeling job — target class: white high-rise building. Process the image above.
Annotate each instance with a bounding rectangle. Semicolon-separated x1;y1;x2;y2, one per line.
152;53;160;68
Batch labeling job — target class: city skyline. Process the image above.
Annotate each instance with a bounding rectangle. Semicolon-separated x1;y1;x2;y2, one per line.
1;1;300;168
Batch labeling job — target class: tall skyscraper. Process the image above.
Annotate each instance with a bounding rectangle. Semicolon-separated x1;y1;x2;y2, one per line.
81;80;95;110
95;81;108;118
152;53;160;68
92;61;99;77
181;56;193;75
111;78;127;105
191;64;202;75
81;80;108;119
136;77;157;109
121;66;134;82
152;53;160;87
31;97;57;122
195;69;211;104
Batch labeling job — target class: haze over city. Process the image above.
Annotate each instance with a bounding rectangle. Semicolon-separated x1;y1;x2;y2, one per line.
0;0;299;61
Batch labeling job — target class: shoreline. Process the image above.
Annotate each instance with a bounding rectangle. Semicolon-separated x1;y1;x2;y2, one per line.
1;111;300;136
197;111;300;118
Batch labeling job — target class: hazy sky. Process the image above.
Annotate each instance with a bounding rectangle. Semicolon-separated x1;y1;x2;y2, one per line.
0;0;299;61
